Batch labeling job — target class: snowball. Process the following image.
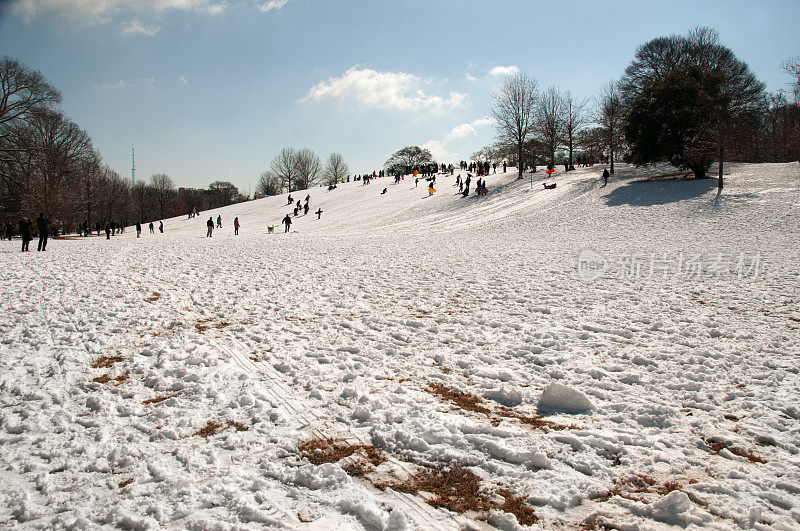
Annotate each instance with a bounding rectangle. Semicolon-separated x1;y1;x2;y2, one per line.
537;383;594;413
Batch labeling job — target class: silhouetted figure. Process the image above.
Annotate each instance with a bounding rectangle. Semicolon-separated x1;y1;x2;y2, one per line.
36;213;49;251
206;217;213;237
282;214;292;233
316;208;323;219
18;218;32;252
105;222;111;239
136;222;142;238
234;217;240;235
602;168;609;185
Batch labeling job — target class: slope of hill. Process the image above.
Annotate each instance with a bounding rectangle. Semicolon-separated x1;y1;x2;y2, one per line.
1;162;799;529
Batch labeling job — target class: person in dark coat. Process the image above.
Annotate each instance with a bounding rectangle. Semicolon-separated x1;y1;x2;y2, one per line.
149;221;154;233
159;221;164;233
5;222;13;240
105;222;111;239
206;217;213;237
282;214;292;233
287;195;293;205
233;217;240;235
602;168;609;185
136;222;142;237
36;213;49;251
18;218;32;252
315;208;323;219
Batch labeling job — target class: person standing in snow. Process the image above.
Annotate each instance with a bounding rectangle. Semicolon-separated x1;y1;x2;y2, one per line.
216;215;222;229
602;168;609;185
315;208;323;219
105;222;111;239
206;217;214;237
282;214;292;233
36;212;49;251
287;195;293;205
304;202;309;216
136;222;142;238
234;217;240;235
18;217;32;252
148;221;153;234
159;221;164;233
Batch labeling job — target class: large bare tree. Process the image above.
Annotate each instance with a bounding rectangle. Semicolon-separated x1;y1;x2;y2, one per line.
294;148;321;190
150;173;176;220
270;147;299;193
492;72;538;179
561;91;590;169
536;86;566;167
597;81;625;174
322;152;348;185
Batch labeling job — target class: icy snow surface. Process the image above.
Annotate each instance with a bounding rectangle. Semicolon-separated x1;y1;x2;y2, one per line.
1;163;799;529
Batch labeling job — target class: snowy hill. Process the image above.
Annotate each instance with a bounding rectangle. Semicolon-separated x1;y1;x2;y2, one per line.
1;162;800;529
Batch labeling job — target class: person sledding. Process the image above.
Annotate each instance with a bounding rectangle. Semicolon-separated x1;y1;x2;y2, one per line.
543;182;557;189
428;183;436;196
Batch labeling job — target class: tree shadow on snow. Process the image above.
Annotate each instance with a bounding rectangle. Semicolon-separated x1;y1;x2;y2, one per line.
603;177;717;207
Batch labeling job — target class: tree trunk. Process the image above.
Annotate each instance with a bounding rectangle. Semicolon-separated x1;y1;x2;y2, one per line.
517;146;523;179
568;136;573;168
610;150;615;174
718;140;725;190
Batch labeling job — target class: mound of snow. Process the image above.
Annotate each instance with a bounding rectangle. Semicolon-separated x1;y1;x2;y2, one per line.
537;382;594;413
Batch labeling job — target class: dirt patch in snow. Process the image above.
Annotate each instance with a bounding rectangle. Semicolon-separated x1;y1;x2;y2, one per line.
92;374;128;385
90;355;125;369
426;383;575;431
378;467;538;526
705;437;766;463
298;437;387;475
141;393;179;405
144;291;161;303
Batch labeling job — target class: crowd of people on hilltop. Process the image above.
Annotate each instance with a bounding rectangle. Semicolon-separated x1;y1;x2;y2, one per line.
4;161;616;250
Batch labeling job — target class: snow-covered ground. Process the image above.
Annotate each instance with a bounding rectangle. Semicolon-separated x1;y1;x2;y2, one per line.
1;162;799;529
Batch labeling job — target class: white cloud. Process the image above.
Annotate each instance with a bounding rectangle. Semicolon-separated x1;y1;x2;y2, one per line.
257;0;289;12
121;19;159;35
179;75;188;85
445;117;495;141
421;140;459;164
488;65;520;77
300;66;467;113
12;0;227;25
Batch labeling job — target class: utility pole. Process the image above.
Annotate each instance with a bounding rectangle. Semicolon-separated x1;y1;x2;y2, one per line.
131;147;135;186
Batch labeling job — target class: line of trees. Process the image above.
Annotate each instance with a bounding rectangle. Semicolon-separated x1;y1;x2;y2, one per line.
487;27;799;189
256;148;349;196
0;56;252;231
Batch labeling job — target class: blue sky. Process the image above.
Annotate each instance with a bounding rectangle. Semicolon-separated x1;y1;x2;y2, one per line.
1;0;798;193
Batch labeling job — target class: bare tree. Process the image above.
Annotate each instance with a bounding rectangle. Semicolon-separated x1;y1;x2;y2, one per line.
131;179;154;223
322;152;348;185
561;91;590;169
270;147;299;193
492;72;539;179
536;86;566;167
25;110;95;220
294;148;321;190
255;170;281;197
597;81;625;174
150;173;176;220
0;56;61;132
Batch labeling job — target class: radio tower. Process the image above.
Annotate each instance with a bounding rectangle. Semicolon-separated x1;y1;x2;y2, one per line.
131;147;135;185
